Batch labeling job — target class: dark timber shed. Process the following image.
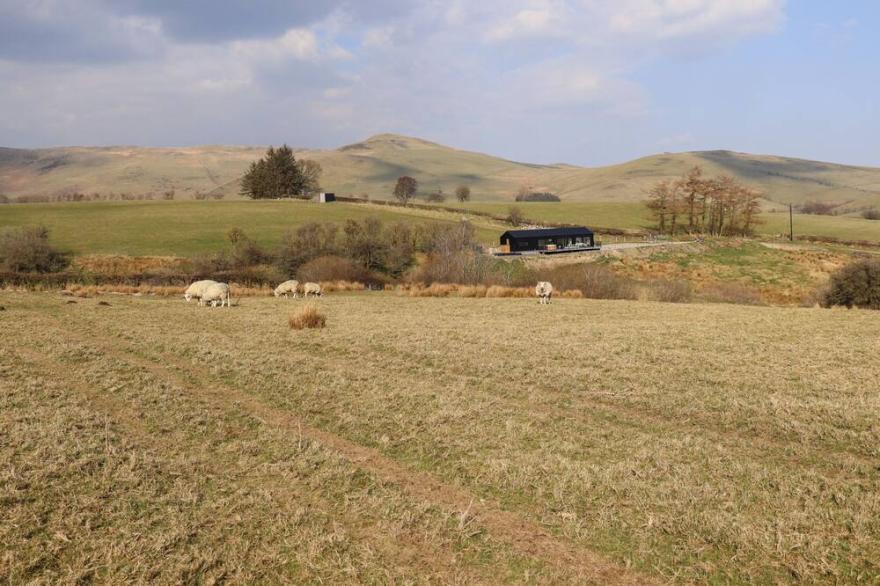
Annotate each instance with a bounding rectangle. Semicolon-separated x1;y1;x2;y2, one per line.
499;227;597;254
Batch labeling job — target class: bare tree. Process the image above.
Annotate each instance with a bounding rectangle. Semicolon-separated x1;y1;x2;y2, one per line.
455;185;471;202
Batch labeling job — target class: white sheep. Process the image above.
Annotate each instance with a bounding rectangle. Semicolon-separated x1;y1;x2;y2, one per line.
302;282;322;298
184;279;217;302
200;282;231;308
535;281;553;304
274;279;300;298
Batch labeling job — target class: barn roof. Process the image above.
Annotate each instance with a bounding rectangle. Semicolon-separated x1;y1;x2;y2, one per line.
500;226;593;240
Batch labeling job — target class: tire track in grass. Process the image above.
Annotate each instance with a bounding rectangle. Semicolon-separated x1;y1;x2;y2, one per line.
7;322;542;583
53;307;656;585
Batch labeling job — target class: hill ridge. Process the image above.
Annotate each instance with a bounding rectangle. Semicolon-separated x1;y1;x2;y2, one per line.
2;134;879;206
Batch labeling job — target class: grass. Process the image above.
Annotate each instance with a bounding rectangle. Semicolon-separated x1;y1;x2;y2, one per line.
288;304;327;329
0;199;500;256
446;201;880;243
2;291;879;583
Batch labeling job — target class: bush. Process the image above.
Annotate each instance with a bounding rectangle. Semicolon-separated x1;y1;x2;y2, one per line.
425;191;446;202
0;226;69;272
0;194;9;204
514;191;560;202
700;281;763;305
537;263;637;300
297;255;374;284
861;208;880;220
799;201;839;215
645;279;693;303
289;305;326;329
822;259;880;309
506;206;525;226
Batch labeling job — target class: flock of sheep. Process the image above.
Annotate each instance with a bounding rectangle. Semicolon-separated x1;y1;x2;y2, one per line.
183;278;552;306
183;279;324;308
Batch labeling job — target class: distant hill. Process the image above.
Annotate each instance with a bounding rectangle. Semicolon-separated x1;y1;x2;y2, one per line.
3;134;880;208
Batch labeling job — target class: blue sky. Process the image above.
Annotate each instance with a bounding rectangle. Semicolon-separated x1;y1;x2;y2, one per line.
0;1;877;166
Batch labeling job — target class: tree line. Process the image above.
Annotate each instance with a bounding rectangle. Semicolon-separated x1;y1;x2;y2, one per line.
645;166;762;236
393;176;471;204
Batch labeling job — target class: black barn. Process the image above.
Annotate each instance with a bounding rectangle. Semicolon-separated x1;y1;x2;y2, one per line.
499;227;596;253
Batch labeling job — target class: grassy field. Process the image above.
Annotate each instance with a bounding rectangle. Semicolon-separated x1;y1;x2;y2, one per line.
2;292;878;583
0;200;503;256
453;201;880;242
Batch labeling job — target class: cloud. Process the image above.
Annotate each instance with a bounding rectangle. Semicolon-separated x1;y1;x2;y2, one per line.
605;0;786;43
485;1;569;42
0;0;788;164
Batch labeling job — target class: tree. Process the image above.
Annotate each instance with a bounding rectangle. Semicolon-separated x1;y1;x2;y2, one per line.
393;176;418;204
425;189;446;202
240;145;308;199
507;206;525;226
646;170;761;236
297;159;323;198
455;185;471;202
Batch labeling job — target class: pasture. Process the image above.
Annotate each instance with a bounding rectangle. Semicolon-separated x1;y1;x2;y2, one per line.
0;200;502;257
2;291;878;583
455;201;880;243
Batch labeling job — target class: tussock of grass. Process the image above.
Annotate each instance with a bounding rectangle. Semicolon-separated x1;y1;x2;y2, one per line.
289;304;326;329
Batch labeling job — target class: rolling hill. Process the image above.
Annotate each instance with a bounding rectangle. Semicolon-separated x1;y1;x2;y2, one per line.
2;134;880;208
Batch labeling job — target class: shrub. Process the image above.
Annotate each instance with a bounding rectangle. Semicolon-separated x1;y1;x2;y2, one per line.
861;208;880;220
821;259;880;309
538;263;637;300
276;222;339;275
425;191;446;202
297;255;374;284
646;279;693;303
0;226;69;272
289;305;326;329
700;281;764;305
514;192;560;202
507;206;525;226
799;201;839;215
0;194;9;204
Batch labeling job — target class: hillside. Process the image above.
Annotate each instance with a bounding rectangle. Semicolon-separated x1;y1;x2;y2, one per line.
3;135;880;207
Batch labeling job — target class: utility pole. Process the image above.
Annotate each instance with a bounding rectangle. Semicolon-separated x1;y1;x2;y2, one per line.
789;203;794;242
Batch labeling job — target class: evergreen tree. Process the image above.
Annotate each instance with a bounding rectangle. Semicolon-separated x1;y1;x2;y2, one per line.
240;144;309;199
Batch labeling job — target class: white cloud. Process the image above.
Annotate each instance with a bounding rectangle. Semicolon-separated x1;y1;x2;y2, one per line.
232;28;319;61
486;2;569;42
602;0;785;42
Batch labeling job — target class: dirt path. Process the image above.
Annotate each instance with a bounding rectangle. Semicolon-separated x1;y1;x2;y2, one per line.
40;309;657;585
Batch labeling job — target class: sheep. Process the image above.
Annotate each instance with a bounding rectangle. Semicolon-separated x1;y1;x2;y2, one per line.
302;282;322;298
535;281;553;304
200;282;231;308
184;279;217;302
274;279;300;298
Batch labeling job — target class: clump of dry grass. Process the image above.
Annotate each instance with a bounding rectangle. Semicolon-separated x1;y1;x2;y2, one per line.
289;304;326;329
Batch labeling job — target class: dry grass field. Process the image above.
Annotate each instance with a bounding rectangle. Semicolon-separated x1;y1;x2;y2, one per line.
2;292;879;583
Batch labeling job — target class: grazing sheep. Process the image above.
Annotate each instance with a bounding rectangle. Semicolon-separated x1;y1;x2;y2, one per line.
184;279;217;302
274;279;300;298
535;281;553;304
302;282;322;298
200;282;231;308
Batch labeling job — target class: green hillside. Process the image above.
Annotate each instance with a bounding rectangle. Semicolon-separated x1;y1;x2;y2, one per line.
0;200;503;257
3;134;880;208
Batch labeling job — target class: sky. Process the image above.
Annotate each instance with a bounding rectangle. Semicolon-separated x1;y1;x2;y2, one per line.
0;1;877;166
